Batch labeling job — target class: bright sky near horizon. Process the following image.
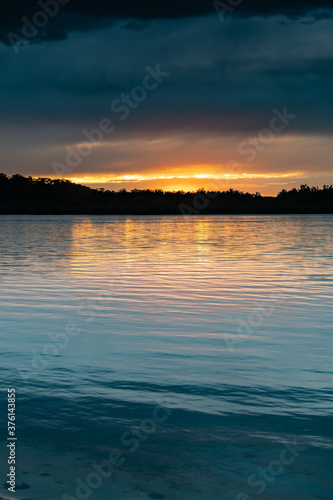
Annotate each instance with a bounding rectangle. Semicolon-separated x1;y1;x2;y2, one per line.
1;0;333;194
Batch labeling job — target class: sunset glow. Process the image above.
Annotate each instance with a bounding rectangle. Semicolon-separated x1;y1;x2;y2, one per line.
1;0;333;497
66;171;305;194
1;3;333;195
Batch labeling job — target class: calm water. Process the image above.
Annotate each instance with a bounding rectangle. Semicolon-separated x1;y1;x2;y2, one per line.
0;215;332;500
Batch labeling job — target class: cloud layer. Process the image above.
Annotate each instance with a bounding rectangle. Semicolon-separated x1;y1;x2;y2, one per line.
1;0;333;45
1;3;333;193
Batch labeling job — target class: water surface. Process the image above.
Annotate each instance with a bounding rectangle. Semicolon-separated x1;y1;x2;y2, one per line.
0;215;332;500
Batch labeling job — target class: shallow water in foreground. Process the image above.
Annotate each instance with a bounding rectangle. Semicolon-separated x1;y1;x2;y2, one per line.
0;215;332;500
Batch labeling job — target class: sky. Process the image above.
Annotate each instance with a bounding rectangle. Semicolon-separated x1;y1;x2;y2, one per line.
1;0;333;194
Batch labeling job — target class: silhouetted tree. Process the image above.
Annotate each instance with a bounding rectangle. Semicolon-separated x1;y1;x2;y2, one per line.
0;173;332;214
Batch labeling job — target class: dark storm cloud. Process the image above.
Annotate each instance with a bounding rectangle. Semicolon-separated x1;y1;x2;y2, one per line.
2;0;333;21
0;9;333;183
1;15;333;136
1;0;333;46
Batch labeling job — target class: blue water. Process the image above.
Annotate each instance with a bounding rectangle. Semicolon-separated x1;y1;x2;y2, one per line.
0;215;332;500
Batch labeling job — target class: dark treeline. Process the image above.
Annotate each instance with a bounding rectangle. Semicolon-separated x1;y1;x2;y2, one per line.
0;174;332;214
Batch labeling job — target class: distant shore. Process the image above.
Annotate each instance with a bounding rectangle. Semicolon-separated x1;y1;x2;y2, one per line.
0;174;332;215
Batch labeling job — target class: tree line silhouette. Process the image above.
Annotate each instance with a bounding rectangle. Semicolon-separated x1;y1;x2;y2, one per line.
0;174;332;214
